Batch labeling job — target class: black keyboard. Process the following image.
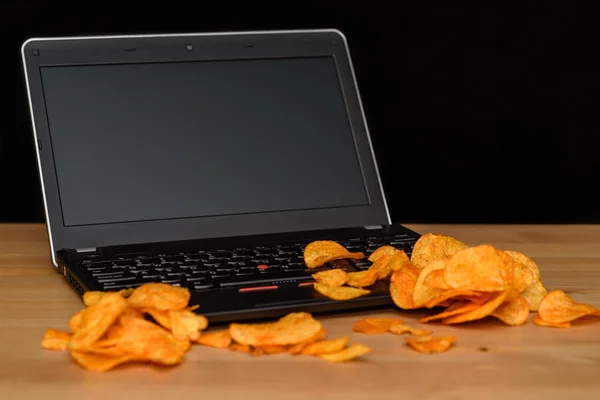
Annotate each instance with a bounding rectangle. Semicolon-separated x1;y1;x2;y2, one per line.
78;233;417;292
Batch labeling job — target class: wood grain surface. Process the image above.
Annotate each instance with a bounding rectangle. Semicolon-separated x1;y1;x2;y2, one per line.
1;224;599;399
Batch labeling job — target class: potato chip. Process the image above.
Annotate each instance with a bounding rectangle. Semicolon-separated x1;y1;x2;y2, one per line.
423;289;483;309
491;295;530;326
195;329;232;349
256;345;288;355
504;250;541;280
301;336;349;356
521;279;548;312
405;335;455;354
41;328;72;350
387;250;412;272
127;283;190;311
345;269;378;288
229;312;322;346
312;268;349;287
388;324;432;337
532;315;571;328
509;259;535;293
538;290;599;324
352;317;404;334
230;343;253;353
69;309;85;332
413;259;449;307
390;263;420;309
71;351;135;372
288;327;327;355
420;301;481;323
318;343;371;362
142;308;172;330
368;252;396;280
441;291;508;324
443;245;511;292
104;314;190;364
169;309;208;341
303;240;364;268
423;269;450;290
368;245;398;262
411;233;468;269
83;288;133;307
313;283;370;301
69;292;128;351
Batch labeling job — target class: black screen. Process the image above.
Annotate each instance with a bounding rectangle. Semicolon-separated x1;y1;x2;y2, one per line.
40;57;369;227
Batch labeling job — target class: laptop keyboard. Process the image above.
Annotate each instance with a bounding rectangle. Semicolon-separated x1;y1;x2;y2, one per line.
77;233;417;292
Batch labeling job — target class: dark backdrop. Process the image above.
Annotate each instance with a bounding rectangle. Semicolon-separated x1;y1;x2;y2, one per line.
2;2;599;224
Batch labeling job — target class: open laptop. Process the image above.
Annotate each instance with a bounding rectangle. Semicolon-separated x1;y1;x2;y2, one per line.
21;29;421;323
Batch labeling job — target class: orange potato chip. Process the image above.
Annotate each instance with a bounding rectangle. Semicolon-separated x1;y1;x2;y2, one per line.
229;312;322;346
368;245;398;262
301;336;349;356
230;343;252;353
312;268;349;287
532;315;571;328
413;259;449;307
538;290;599;324
423;269;450;290
104;314;191;364
387;250;412;272
169;309;209;341
141;308;172;330
83;288;134;307
352;317;404;335
504;250;541;280
41;328;72;350
411;233;468;269
256;345;288;355
318;343;371;362
127;283;190;311
70;350;135;372
313;283;371;301
443;245;512;292
405;335;455;354
441;291;509;324
288;327;327;355
69;309;85;332
509;259;535;293
368;252;396;280
388;323;432;337
521;279;548;312
195;329;232;349
390;263;420;309
346;269;378;288
420;301;481;323
490;295;530;326
69;292;128;351
303;240;364;268
423;289;484;308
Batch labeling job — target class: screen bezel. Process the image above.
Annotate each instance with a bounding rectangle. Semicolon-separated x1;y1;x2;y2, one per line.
21;29;391;265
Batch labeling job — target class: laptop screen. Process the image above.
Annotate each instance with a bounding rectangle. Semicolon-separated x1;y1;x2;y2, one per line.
39;56;369;227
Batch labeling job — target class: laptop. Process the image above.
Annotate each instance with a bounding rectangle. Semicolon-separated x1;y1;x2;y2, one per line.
21;29;421;323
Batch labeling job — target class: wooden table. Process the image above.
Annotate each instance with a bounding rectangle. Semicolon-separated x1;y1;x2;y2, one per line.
1;224;599;399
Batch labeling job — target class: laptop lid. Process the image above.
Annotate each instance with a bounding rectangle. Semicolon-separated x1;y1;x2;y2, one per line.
21;29;391;266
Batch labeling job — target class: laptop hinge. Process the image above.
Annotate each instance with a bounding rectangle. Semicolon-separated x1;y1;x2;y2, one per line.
76;247;97;253
364;225;383;230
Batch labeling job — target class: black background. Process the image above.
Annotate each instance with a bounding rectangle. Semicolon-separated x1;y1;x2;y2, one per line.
2;2;599;224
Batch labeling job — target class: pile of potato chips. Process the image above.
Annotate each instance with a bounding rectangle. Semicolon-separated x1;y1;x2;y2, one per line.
41;283;370;372
307;233;600;330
